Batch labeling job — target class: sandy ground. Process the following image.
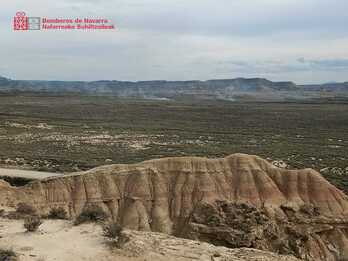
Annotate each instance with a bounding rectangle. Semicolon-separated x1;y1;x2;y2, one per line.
0;168;60;180
0;218;113;261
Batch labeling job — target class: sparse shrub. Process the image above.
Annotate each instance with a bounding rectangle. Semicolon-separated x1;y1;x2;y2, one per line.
74;204;108;225
103;222;123;239
206;215;221;226
48;207;67;219
16;203;36;216
0;209;5;217
24;216;42;232
103;222;129;248
0;248;17;261
6;203;37;219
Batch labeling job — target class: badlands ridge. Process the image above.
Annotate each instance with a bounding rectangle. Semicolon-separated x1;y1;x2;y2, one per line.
1;153;348;260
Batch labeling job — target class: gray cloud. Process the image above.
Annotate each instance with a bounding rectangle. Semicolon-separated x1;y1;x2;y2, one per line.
303;59;348;69
0;0;347;84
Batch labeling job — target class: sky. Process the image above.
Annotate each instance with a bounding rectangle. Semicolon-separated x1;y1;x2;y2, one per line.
0;0;348;84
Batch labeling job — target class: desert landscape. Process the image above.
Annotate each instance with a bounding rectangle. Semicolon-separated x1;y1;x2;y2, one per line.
0;86;347;261
2;0;348;260
0;94;346;193
0;79;347;261
0;90;346;261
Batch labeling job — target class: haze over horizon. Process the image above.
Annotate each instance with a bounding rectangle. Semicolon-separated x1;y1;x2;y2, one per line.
1;0;348;84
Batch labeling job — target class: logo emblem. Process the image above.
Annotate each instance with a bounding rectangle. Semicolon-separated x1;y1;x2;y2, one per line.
13;12;41;31
13;12;28;30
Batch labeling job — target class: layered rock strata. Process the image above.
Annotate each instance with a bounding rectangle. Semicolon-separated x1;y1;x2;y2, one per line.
1;154;348;260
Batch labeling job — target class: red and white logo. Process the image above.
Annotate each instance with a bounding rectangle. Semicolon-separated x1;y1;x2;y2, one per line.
13;11;115;31
13;11;28;30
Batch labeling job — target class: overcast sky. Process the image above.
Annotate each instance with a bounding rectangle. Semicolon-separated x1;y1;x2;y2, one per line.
1;0;348;84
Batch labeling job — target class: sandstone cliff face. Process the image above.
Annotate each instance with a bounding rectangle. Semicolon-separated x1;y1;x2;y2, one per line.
1;153;348;260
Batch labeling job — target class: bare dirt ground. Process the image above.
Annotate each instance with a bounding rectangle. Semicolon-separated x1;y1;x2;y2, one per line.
0;218;112;261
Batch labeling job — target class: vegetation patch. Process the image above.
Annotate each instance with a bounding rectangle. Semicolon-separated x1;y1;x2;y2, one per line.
103;222;123;239
0;248;17;261
74;204;108;225
0;96;346;193
16;203;36;215
24;216;43;232
48;207;68;219
6;203;37;219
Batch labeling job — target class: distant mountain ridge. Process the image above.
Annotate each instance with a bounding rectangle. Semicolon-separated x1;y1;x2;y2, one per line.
0;75;347;101
299;82;348;92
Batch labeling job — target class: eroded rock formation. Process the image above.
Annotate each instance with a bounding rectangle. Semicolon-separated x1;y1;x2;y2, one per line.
117;228;301;261
1;153;348;260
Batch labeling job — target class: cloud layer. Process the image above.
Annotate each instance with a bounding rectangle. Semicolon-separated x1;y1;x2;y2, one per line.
1;0;347;83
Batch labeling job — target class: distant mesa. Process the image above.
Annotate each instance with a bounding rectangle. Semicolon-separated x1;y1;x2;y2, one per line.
0;75;347;101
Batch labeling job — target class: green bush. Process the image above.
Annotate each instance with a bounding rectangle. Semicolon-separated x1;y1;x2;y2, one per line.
103;222;123;239
48;207;67;219
6;203;37;219
103;222;129;248
0;248;17;261
16;203;36;215
24;216;42;232
206;215;221;226
74;204;108;225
